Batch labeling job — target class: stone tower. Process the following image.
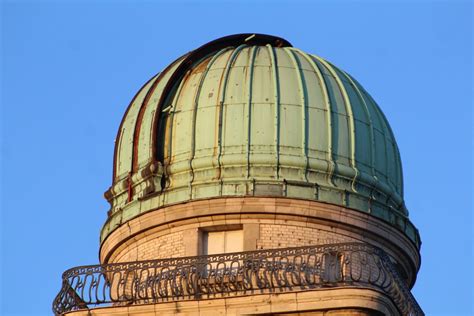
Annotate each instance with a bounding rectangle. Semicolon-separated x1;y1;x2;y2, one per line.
53;34;423;315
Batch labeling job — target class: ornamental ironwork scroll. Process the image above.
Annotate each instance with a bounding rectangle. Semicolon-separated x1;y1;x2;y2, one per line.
52;243;423;316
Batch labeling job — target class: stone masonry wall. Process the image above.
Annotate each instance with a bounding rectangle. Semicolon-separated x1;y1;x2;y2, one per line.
114;230;185;262
112;222;358;263
257;224;355;250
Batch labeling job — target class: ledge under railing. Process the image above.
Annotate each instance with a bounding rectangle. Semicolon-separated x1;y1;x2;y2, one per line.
53;243;423;316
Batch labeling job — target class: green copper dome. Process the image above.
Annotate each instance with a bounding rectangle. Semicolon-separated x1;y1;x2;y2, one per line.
103;34;419;246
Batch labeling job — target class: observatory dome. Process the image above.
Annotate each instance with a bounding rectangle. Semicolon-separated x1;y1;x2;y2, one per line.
103;34;419;246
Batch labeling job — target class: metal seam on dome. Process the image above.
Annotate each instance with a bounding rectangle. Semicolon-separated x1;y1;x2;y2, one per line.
132;77;165;175
150;38;262;176
352;79;403;195
366;90;402;195
267;44;281;180
379;112;402;195
188;48;231;197
303;53;335;186
315;57;359;192
149;35;292;164
397;144;403;197
246;46;258;179
340;80;405;213
115;76;155;180
363;91;391;190
216;45;247;181
360;89;403;211
212;52;232;192
365;91;402;197
285;48;309;182
116;128;125;180
337;68;377;184
113;73;161;181
130;56;188;180
164;68;191;171
394;142;403;197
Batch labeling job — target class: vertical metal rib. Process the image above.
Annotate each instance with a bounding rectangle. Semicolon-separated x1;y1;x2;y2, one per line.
362;91;391;188
129;74;170;201
246;46;258;179
394;139;403;196
115;128;125;178
188;48;229;196
164;69;191;168
132;80;158;172
132;57;185;175
369;91;403;195
286;47;309;181
315;56;359;191
216;45;247;180
300;51;334;186
366;91;402;195
113;73;160;181
267;44;281;179
130;77;161;175
338;69;377;181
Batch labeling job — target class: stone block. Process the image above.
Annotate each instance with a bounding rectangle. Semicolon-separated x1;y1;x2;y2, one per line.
270;292;297;313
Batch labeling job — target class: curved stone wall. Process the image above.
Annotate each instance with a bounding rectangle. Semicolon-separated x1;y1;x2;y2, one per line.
100;197;420;287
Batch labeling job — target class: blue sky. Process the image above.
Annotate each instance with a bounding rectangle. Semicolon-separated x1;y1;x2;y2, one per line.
1;1;472;315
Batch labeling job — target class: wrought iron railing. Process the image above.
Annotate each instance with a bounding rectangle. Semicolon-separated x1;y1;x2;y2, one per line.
53;243;423;315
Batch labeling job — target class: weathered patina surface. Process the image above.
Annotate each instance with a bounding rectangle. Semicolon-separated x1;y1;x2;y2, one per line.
104;34;419;246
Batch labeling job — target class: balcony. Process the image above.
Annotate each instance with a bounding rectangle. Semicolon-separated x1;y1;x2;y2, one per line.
53;243;423;316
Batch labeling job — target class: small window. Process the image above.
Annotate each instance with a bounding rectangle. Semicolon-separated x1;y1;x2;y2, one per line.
203;229;243;255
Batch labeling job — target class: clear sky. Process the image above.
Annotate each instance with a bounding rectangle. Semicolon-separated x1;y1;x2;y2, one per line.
1;1;472;315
